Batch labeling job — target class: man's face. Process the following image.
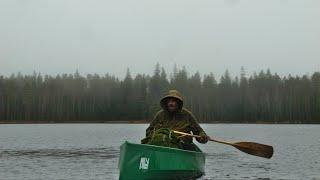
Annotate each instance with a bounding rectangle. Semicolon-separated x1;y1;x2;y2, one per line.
167;98;178;112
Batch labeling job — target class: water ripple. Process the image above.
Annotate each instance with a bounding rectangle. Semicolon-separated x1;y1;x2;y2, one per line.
0;148;119;159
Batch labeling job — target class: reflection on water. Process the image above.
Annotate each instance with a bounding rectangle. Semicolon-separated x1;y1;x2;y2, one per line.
0;124;319;180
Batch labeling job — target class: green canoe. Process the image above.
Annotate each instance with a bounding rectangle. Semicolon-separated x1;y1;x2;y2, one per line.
118;141;205;180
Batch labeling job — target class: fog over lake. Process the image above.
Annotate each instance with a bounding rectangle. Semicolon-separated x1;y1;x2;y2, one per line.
1;0;319;78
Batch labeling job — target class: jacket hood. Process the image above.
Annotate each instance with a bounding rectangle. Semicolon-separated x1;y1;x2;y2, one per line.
160;90;184;111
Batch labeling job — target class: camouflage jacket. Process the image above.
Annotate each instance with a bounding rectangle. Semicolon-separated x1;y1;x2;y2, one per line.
146;108;207;143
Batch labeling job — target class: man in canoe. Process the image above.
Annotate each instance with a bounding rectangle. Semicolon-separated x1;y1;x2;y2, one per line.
142;90;209;151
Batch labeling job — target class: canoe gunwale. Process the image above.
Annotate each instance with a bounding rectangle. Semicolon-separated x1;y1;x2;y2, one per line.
122;141;205;155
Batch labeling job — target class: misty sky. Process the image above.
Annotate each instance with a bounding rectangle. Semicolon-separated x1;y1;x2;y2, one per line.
0;0;319;78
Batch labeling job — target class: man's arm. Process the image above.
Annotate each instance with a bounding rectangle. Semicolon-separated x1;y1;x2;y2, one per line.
189;112;208;144
145;111;161;137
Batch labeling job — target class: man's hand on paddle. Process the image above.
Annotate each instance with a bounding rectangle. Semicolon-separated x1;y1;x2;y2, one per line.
196;135;209;144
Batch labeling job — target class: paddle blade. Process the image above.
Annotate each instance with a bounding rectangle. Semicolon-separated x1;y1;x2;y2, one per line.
232;142;274;159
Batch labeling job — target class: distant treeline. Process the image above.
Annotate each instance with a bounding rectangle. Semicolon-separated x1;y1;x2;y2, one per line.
0;64;319;124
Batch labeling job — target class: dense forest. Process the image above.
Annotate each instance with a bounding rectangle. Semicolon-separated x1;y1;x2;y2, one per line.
0;64;319;124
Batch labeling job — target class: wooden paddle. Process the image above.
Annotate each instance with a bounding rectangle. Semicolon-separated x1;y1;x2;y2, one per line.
173;130;274;159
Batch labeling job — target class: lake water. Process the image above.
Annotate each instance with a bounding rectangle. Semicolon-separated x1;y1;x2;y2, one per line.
0;124;319;180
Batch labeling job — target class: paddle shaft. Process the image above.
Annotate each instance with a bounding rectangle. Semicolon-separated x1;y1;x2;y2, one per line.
173;130;233;146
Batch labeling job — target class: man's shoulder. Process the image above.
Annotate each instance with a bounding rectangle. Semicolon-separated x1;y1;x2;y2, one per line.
181;108;198;122
154;109;164;116
181;108;193;116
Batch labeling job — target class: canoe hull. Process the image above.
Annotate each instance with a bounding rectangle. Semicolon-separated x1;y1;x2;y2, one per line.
118;142;205;180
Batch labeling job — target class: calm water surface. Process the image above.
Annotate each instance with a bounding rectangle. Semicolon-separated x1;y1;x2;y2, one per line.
0;124;319;180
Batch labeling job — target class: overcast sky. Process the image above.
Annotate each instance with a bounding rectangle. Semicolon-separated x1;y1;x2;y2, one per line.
0;0;319;78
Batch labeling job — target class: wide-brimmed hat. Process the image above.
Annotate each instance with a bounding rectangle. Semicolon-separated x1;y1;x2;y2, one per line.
160;90;184;110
